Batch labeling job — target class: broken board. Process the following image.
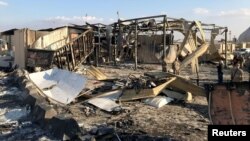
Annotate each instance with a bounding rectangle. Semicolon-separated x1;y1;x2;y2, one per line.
87;65;118;81
144;72;206;96
120;77;176;101
179;43;209;71
87;65;108;80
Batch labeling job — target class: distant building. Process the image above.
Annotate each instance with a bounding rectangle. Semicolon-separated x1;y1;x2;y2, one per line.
238;26;250;43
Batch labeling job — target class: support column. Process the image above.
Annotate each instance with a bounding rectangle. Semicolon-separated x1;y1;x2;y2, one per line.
95;25;100;67
224;27;228;68
114;23;117;65
107;26;112;63
135;20;138;70
162;15;167;72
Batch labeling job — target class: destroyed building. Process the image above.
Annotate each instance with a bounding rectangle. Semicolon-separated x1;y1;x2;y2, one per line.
0;14;250;141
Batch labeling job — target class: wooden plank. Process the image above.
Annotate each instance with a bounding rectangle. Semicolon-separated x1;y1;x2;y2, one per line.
69;44;75;69
64;47;71;70
55;51;60;68
144;71;206;96
59;49;63;69
87;65;108;80
177;22;195;56
168;77;205;97
179;43;209;70
72;43;77;67
145;71;186;79
77;39;82;60
120;77;176;101
83;36;86;57
194;21;205;42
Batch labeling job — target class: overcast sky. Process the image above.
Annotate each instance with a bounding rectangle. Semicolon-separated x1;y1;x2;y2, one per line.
0;0;250;38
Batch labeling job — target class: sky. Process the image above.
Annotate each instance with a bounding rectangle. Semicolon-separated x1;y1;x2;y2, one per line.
0;0;250;38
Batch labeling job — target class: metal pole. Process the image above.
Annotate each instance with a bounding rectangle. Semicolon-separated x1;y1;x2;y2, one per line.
117;20;122;64
96;24;100;67
225;27;228;68
108;34;112;63
135;20;138;70
114;23;117;65
120;15;165;22
162;15;167;72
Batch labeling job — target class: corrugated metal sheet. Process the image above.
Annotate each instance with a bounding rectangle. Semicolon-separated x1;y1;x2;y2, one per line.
29;68;87;105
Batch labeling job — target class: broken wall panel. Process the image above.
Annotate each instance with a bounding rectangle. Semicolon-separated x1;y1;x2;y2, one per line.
13;29;47;68
27;29;94;71
32;27;85;50
32;27;70;50
13;29;27;69
137;35;175;63
144;72;206;96
137;35;162;63
28;68;87;105
26;49;55;68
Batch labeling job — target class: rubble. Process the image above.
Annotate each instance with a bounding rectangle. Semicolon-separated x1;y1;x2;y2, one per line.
0;107;30;125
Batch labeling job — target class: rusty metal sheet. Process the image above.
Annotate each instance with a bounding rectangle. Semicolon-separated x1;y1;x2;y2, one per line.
209;85;233;125
208;83;250;125
231;89;250;124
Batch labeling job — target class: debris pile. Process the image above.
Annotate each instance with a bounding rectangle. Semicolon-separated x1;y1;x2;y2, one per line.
23;65;206;114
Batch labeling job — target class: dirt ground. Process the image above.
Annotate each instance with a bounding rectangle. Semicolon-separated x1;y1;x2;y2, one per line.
0;63;249;141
